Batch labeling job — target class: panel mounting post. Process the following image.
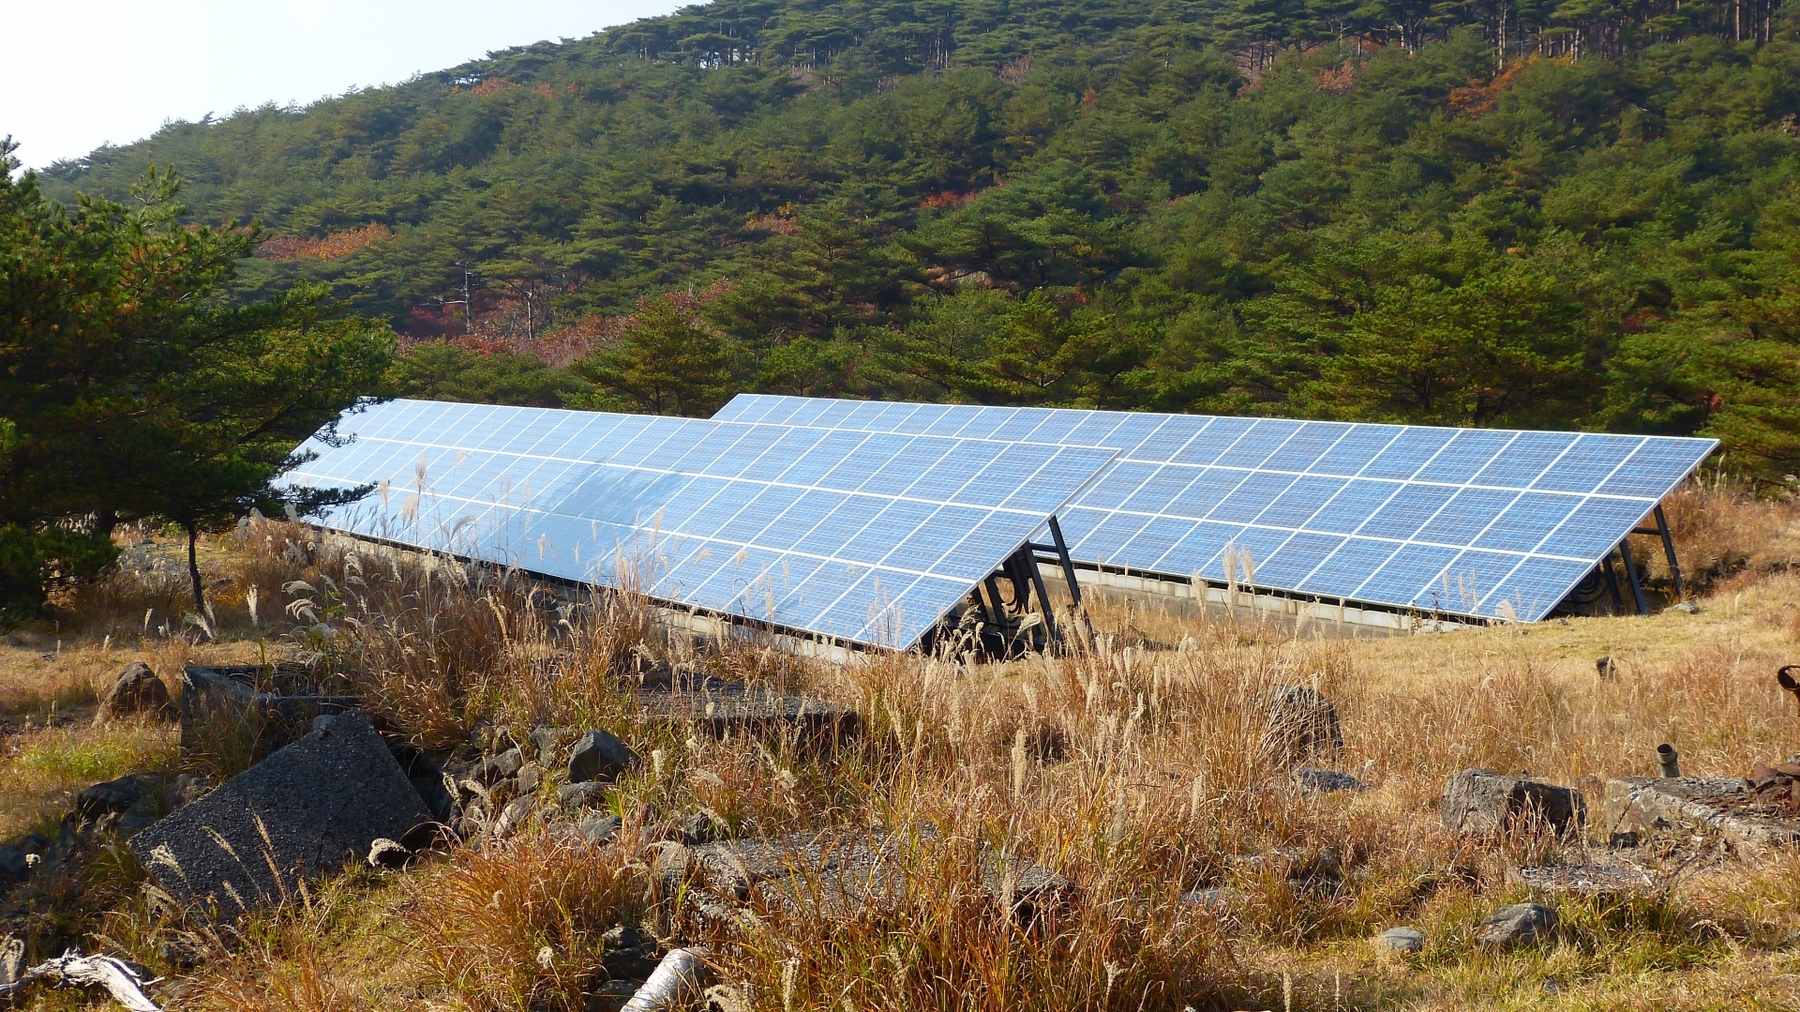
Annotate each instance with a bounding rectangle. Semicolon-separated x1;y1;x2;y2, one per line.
1652;504;1685;601
1023;553;1061;650
1602;553;1625;613
1045;515;1083;607
1618;541;1649;615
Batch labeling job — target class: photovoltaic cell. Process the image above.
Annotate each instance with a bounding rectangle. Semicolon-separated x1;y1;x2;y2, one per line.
713;395;1718;622
283;399;1114;650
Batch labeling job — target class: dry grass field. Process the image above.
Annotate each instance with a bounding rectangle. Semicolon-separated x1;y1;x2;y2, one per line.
2;483;1799;1011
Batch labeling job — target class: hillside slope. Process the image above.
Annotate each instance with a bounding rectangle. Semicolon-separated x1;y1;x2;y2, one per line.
32;0;1800;473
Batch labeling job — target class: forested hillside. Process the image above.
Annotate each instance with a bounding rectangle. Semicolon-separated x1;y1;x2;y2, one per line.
34;0;1800;473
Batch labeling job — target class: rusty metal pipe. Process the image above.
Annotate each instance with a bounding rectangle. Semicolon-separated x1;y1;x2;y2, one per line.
1656;743;1681;779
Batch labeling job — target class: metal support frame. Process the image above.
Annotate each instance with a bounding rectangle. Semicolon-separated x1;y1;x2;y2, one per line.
1615;502;1685;615
1602;552;1625;613
951;512;1094;657
1652;504;1686;601
1617;542;1649;615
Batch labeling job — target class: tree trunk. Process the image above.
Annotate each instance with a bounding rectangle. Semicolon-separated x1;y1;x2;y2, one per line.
186;524;204;612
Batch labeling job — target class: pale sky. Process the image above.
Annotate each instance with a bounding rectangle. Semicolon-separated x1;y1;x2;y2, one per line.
1;0;688;168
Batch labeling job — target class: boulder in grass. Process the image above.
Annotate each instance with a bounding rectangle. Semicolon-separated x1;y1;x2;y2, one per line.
568;730;639;784
1260;685;1343;766
76;773;165;820
128;710;431;917
95;663;171;723
1373;926;1425;955
1442;769;1585;837
1479;902;1557;947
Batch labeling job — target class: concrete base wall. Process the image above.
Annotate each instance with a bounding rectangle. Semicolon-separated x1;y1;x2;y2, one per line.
1040;566;1471;639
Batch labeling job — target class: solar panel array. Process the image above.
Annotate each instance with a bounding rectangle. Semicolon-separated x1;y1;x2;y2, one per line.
283;399;1116;649
714;395;1719;622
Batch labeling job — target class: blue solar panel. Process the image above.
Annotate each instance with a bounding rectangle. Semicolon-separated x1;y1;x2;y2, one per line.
284;399;1115;649
714;395;1718;623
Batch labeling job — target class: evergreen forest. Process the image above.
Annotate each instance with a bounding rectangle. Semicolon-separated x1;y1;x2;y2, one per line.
32;0;1800;477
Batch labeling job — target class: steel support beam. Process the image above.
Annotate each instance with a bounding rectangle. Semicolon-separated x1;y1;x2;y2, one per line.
1618;542;1649;615
1653;504;1686;601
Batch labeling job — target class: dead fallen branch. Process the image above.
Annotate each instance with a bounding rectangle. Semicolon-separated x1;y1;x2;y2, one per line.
0;948;161;1011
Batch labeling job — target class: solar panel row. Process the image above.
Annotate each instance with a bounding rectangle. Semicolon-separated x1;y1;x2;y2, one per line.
713;395;1718;622
283;399;1116;649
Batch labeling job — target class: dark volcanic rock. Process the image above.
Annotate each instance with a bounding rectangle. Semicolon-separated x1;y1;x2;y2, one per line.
559;781;610;809
1443;769;1584;836
129;710;432;917
96;662;172;722
675;810;725;845
568;730;639;784
1479;902;1557;947
180;665;361;763
76;773;165;819
1260;685;1343;765
579;815;623;846
1292;767;1368;794
0;846;30;887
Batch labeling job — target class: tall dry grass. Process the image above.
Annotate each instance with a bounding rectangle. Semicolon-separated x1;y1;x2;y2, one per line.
57;492;1800;1011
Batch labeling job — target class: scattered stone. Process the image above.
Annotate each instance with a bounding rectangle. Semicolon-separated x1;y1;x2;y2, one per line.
495;796;538;838
0;847;30;887
1373;926;1425;955
516;762;543;795
1442;769;1585;837
675;810;725;845
1292;767;1367;793
665;827;1069;925
488;747;526;783
634;673;859;749
1178;887;1240;914
569;730;639;784
559;781;611;809
95;662;172;723
76;773;164;820
1510;861;1654;896
367;838;410;869
600;924;660;980
1260;685;1343;765
530;726;563;765
1670;601;1699;614
1597;776;1800;851
412;774;457;823
180;665;360;763
586;978;641;1012
1479;902;1557;948
129;710;432;917
580;815;623;846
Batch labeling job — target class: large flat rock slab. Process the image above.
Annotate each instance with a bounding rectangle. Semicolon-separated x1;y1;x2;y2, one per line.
181;664;361;763
1443;769;1584;836
1599;777;1800;852
131;710;432;916
660;826;1069;924
633;673;858;746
